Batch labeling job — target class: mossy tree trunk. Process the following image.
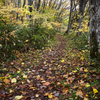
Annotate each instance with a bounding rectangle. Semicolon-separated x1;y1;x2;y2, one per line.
89;0;100;59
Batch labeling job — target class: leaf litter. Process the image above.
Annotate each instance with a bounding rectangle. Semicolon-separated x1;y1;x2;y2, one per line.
0;34;100;100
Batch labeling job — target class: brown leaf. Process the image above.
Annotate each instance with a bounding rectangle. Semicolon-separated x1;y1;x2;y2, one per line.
52;97;59;100
76;90;83;98
43;82;50;86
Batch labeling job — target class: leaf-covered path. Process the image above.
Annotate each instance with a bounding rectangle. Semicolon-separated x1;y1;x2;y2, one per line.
0;34;100;100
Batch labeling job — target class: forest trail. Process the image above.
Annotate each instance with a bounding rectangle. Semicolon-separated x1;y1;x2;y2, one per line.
0;34;100;100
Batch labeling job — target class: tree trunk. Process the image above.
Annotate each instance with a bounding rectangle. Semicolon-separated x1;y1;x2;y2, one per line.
89;0;100;59
65;0;73;34
28;0;33;27
23;0;26;7
37;0;41;11
78;0;87;35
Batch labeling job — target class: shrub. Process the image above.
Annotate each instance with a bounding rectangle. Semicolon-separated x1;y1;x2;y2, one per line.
0;16;56;61
0;15;17;61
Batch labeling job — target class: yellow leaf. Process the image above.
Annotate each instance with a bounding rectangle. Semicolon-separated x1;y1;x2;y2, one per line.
75;97;78;99
11;78;17;83
3;78;10;84
0;77;4;80
63;89;68;93
14;95;23;100
27;79;30;83
23;74;27;78
72;70;77;73
9;89;13;93
86;94;88;97
85;83;90;88
35;94;39;97
80;57;84;60
84;69;88;72
37;75;40;79
0;44;2;47
20;91;23;93
41;80;46;83
61;59;64;63
25;40;28;42
48;93;53;99
21;62;24;65
17;71;21;73
30;87;35;89
83;74;87;78
93;88;98;94
44;61;46;64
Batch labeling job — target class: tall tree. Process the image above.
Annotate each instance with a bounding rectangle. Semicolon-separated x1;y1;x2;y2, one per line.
28;0;33;27
78;0;87;35
37;0;41;11
65;0;73;34
89;0;100;59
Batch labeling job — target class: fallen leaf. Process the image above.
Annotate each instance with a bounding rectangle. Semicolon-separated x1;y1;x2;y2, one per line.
84;97;89;100
52;97;59;100
48;93;53;99
27;79;30;83
63;74;68;78
17;71;21;73
3;78;10;84
30;87;35;90
63;89;68;94
43;82;50;86
85;83;90;88
84;69;88;72
41;80;46;83
93;88;98;94
44;92;49;96
72;70;77;73
80;67;84;71
21;62;25;65
35;94;39;97
83;74;87;78
44;61;46;64
54;92;60;96
25;40;28;42
9;89;13;93
23;74;27;78
76;90;83;98
14;95;23;100
11;78;17;83
61;59;64;62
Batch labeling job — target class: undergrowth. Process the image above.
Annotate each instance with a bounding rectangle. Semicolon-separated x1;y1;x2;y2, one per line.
0;15;56;62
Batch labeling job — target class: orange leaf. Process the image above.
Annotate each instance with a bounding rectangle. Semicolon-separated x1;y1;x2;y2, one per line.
3;78;10;84
44;92;49;96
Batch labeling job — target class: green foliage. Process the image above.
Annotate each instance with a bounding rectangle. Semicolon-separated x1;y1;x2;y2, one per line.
0;15;17;61
67;32;89;50
0;16;56;61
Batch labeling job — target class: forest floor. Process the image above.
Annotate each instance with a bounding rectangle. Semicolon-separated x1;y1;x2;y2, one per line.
0;34;100;100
